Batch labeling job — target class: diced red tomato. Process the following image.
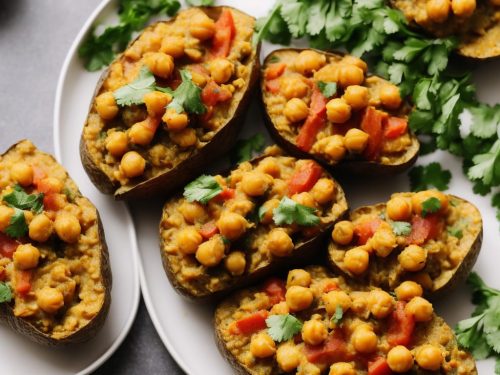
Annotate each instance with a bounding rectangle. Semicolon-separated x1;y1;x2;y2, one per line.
218;188;235;201
288;160;323;196
361;106;385;161
210;9;236;58
0;233;19;259
354;218;382;245
368;357;393;375
230;310;269;335
199;221;219;240
265;78;280;93
323;282;338;293
305;331;351;365
265;63;286;80
32;165;47;186
384;116;408;139
43;193;65;212
201;80;232;107
407;214;442;245
36;178;60;194
14;270;32;296
296;87;328;152
387;301;415;347
262;278;286;305
200;106;214;122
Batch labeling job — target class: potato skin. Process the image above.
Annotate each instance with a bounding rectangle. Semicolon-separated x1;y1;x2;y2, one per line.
261;48;420;177
0;140;112;346
80;6;261;201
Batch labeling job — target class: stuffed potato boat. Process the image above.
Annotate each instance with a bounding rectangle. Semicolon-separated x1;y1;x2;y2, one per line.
0;140;111;345
215;265;477;375
328;191;482;298
81;6;260;200
261;49;419;176
391;0;500;59
159;147;348;300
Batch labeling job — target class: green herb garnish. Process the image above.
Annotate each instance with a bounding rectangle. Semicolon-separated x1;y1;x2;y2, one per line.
391;221;412;236
3;185;44;214
317;81;337;98
231;134;266;164
266;314;303;342
5;208;28;238
273;197;320;226
167;70;206;115
114;66;157;106
409;162;452;192
331;305;343;325
0;282;12;303
447;226;463;239
183;175;222;204
421;197;441;217
185;0;214;5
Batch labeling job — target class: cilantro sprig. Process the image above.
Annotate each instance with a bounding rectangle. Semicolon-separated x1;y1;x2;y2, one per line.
231;134;266;164
0;282;12;303
266;314;303;342
391;221;412;236
273;197;320;226
317;81;337;98
409;162;452;192
331;305;343;325
421;197;441;217
167;70;206;115
114;66;157;106
2;185;45;238
5;208;29;238
183;175;222;204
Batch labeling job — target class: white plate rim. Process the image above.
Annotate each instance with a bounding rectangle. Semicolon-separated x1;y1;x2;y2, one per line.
53;0;141;374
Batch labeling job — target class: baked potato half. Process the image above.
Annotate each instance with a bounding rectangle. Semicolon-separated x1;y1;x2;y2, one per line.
391;0;500;59
261;49;419;176
81;6;260;200
328;191;482;299
0;140;111;345
215;265;477;374
159;147;348;300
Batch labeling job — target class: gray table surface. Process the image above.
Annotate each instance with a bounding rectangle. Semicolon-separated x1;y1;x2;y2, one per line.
0;1;183;374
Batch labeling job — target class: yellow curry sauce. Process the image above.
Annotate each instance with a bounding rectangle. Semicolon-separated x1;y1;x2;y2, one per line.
0;141;107;339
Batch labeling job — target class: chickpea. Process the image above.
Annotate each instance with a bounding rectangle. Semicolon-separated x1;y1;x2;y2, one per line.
405;296;433;322
352;325;378;353
250;332;276;358
292;192;315;208
286;285;314;311
266;228;294;257
280;76;309;99
332;221;354;245
410;272;434;291
386;196;412;221
54;213;81;243
224;251;246;276
169;128;197;148
369;290;394;318
284;98;309;123
314;64;339;83
195;236;225;267
387;345;414;373
259;199;280;225
451;0;476;17
163;108;189;131
105;131;128;157
95;92;119;120
329;362;356;375
10;163;33;187
39;177;63;193
143;52;174;79
208;58;234;84
411;190;448;215
395;281;423;301
398;245;427;272
314;135;346;161
257;157;281;178
37;287;65;314
176;227;202;255
338;64;365;88
294;50;326;75
160;36;185;58
29;214;53;243
343;247;370;275
0;205;14;231
311;178;336;205
326;98;352;123
415;345;443;371
129;121;155;147
189;13;216;41
120;151;146;178
380;84;402;109
302;319;328;345
13;244;40;270
216;212;248;240
369;228;397;257
241;171;272;197
343;85;369;110
143;91;171;117
323;290;352;315
344;128;369;153
276;343;301;372
178;201;206;223
341;56;368;72
426;0;451;22
287;269;312;288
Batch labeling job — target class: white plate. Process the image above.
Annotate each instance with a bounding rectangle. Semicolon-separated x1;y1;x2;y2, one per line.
58;0;500;374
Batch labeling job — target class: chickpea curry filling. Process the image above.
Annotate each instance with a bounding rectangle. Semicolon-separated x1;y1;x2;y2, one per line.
0;141;106;338
160;149;348;296
216;266;476;375
84;7;257;187
329;191;482;292
262;50;414;165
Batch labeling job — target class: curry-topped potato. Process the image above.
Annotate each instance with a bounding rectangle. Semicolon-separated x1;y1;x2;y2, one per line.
391;0;500;59
81;6;260;200
215;266;477;375
0;141;111;345
328;191;482;298
261;49;419;176
159;147;348;300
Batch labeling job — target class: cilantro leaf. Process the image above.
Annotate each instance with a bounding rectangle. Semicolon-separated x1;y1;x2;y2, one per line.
447;226;463;239
185;0;213;5
0;282;12;303
3;185;44;214
331;305;343;325
5;208;28;238
317;81;337;98
183;175;222;204
391;221;412;236
421;197;441;217
231;134;266;164
167;70;206;115
469;104;500;139
273;197;320;226
258;205;268;221
114;66;156;106
467;140;500;186
409;163;451;191
266;314;303;342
